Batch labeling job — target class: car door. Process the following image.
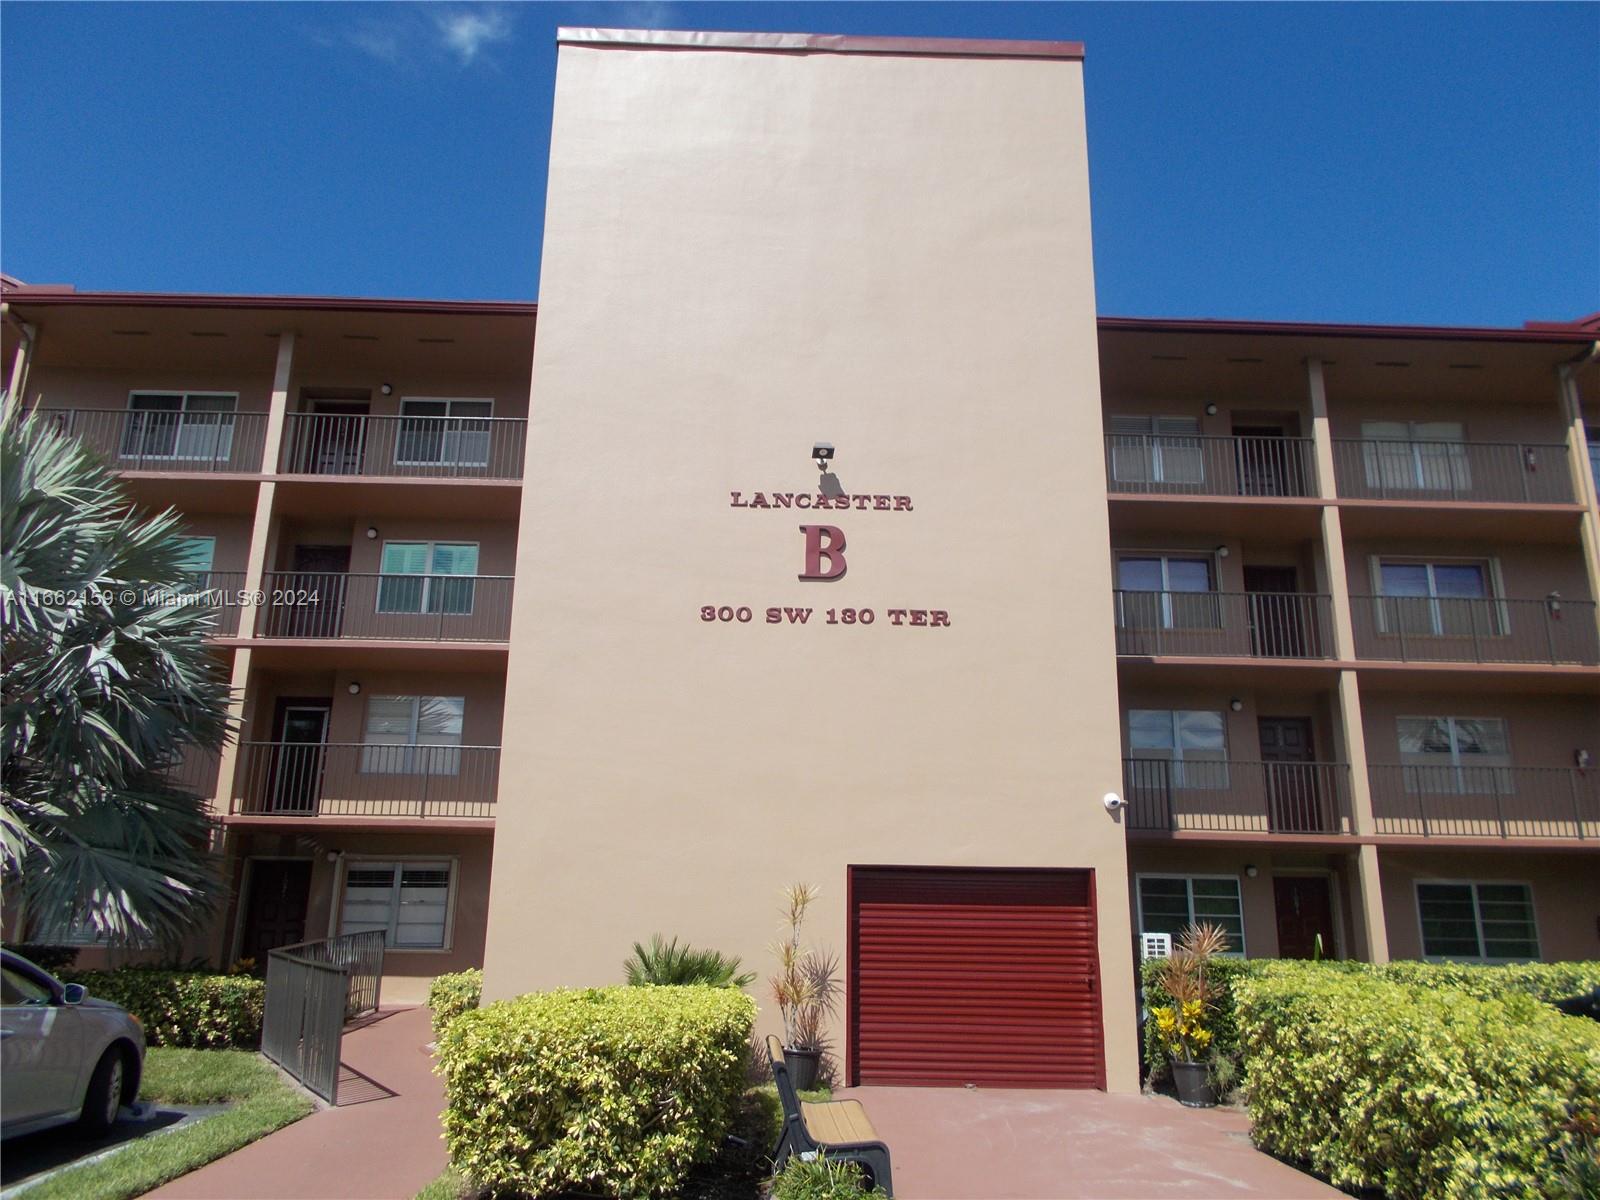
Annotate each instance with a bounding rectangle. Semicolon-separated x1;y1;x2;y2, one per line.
1;963;85;1125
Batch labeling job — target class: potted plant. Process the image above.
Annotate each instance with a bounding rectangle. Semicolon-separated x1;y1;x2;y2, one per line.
1149;922;1228;1108
769;882;839;1091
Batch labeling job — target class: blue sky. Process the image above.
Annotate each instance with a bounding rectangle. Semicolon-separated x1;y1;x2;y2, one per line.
2;2;1596;324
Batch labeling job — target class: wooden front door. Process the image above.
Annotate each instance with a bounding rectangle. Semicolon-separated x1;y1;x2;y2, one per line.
302;400;369;475
1273;875;1336;960
239;860;312;961
1259;716;1328;831
1244;565;1306;657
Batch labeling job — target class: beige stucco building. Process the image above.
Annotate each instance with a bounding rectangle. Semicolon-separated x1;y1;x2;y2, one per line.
4;28;1598;1097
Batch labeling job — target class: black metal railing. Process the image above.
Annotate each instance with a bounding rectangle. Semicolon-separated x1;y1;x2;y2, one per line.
160;744;223;798
252;571;513;641
35;408;269;473
1331;439;1573;504
1105;434;1317;497
262;931;385;1104
1122;758;1354;834
1114;590;1334;659
1350;595;1599;666
230;742;500;819
1369;765;1598;840
280;413;527;480
184;571;248;637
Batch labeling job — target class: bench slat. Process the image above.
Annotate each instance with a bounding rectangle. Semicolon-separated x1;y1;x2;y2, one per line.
802;1099;879;1145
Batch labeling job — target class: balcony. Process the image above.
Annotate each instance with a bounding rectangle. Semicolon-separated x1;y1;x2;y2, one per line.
1114;591;1334;659
37;408;269;473
161;744;223;798
252;572;513;642
1369;765;1597;840
1331;439;1574;505
229;742;499;820
1350;595;1600;666
280;414;527;480
1122;759;1354;835
1105;433;1317;498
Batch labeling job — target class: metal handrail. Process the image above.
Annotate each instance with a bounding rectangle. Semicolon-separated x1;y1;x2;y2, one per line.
1331;438;1574;503
1349;595;1599;665
230;742;501;819
1104;433;1317;497
1122;758;1354;834
1368;764;1597;840
34;407;270;473
280;412;527;480
1113;590;1334;659
262;931;385;1104
253;571;514;642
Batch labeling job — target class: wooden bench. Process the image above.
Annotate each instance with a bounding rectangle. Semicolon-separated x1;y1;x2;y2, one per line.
766;1035;894;1196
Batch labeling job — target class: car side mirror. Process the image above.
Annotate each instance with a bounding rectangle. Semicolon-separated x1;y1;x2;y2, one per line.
60;983;87;1005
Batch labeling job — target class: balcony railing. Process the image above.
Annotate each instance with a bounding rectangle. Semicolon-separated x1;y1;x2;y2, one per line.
1122;758;1354;835
160;744;223;798
35;408;269;473
279;414;527;480
1331;439;1573;504
1105;434;1317;498
1114;591;1334;659
1350;595;1599;666
1369;765;1597;840
230;742;500;819
252;572;513;642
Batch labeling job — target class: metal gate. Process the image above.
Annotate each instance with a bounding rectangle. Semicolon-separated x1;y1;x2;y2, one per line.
262;931;384;1103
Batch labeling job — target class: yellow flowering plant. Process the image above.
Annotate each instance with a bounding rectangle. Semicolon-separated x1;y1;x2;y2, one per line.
1149;923;1229;1064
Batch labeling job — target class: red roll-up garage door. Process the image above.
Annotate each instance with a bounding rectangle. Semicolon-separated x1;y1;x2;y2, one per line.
850;867;1105;1088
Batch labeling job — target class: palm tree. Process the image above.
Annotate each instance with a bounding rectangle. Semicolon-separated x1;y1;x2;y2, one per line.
1;408;232;946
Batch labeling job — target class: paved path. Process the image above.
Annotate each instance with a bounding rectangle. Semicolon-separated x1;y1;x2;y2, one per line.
843;1085;1342;1199
149;1006;445;1200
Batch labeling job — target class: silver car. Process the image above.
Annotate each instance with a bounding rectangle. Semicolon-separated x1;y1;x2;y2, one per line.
1;950;146;1140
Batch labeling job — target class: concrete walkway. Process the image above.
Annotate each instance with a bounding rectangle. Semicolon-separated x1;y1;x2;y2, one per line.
843;1085;1342;1199
149;1006;445;1200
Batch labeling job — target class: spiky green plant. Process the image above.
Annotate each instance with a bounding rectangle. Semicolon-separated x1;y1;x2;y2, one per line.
623;934;756;988
2;408;232;946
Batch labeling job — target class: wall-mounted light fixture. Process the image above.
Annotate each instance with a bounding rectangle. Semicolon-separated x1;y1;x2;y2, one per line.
1215;545;1230;558
1230;697;1244;713
365;526;379;540
1548;591;1563;618
1245;864;1259;878
1204;403;1219;416
812;441;835;472
1578;749;1592;771
347;681;362;696
380;383;394;396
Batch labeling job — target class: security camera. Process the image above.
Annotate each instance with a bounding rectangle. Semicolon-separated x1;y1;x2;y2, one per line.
1103;792;1126;812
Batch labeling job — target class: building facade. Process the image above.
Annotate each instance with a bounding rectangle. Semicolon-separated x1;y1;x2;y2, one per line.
3;28;1598;1097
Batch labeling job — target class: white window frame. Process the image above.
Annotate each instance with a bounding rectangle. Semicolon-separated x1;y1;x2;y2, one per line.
1371;556;1505;637
360;695;465;775
1359;419;1470;492
395;396;494;467
1414;879;1540;963
123;391;240;462
1397;715;1514;796
1134;873;1247;957
336;856;459;952
376;541;479;615
1107;415;1205;485
1126;709;1229;789
174;535;217;576
1116;552;1219;629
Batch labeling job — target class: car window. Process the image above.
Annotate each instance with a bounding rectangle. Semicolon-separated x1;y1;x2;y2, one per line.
1;965;54;1006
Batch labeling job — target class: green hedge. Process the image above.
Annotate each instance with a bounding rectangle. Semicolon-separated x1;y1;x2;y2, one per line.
1235;964;1600;1198
59;969;264;1049
437;985;756;1198
426;969;483;1040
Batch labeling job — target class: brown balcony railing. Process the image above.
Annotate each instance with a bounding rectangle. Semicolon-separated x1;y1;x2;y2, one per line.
1113;590;1334;659
1350;595;1599;666
1369;765;1597;840
1331;439;1573;504
35;408;269;473
1105;434;1316;497
279;413;527;480
230;742;500;819
186;571;248;637
252;572;513;642
160;744;223;798
1122;758;1354;835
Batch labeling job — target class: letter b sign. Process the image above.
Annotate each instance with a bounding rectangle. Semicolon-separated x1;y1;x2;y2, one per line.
799;524;847;581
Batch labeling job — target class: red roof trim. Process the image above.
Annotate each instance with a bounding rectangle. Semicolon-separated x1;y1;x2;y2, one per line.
0;286;536;317
556;27;1085;61
1096;315;1598;345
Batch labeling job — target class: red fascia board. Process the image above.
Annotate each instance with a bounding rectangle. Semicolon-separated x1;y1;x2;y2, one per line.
1096;315;1598;345
0;288;537;317
556;27;1085;61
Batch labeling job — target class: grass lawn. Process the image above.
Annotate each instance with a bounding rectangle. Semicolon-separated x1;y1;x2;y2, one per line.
18;1048;313;1200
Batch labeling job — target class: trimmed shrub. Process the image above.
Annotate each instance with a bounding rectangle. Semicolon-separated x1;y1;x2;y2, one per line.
58;968;264;1048
772;1154;889;1199
1235;964;1600;1198
437;985;756;1198
426;968;483;1039
1376;959;1600;1004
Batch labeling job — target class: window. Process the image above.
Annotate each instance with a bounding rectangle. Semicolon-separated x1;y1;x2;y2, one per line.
361;696;464;775
1375;559;1498;637
1127;709;1228;788
339;860;453;949
1417;882;1538;961
1398;716;1512;796
2;966;53;1006
1137;876;1246;955
1360;420;1470;492
396;398;492;466
1587;424;1599;491
1108;415;1203;485
174;536;216;575
1116;555;1218;628
376;542;478;614
122;392;237;461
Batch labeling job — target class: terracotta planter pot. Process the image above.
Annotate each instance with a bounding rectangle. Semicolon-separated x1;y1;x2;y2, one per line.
1170;1058;1216;1108
784;1046;822;1092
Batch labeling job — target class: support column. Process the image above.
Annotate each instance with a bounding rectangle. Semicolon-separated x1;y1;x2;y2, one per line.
1557;358;1600;647
3;316;36;419
1308;357;1389;963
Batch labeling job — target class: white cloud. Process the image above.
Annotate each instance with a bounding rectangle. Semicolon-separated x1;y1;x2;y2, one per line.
433;7;513;66
614;2;683;29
